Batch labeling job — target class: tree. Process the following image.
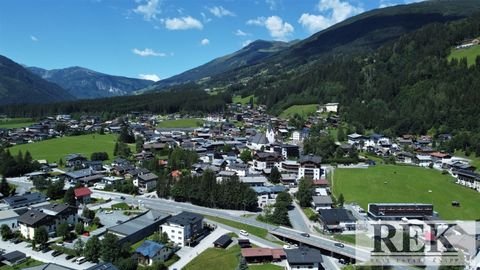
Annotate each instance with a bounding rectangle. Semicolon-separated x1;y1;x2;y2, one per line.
0;224;12;241
82;207;95;220
337;193;345;208
64;187;76;206
115;257;138;270
160;231;170;244
46;179;65;200
0;177;9;197
56;222;70;241
119;125;135;144
337;127;346;142
33;226;48;247
84;235;101;263
75;222;84;235
58;158;64;167
90;152;109;161
136;136;144;153
268;166;282;184
145;261;167;270
74;239;84;257
239;149;252;163
237;254;249;270
296;178;314;207
101;233;120;263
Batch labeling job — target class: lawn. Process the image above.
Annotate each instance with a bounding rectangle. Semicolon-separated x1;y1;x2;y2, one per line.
183;245;241;270
302;207;319;221
0;118;35;129
111;202;130;210
249;264;284;270
279;104;318;119
8;134;125;163
157;118;204;128
448;45;480;67
232;95;255;105
0;258;43;270
333;165;480;220
205;215;268;239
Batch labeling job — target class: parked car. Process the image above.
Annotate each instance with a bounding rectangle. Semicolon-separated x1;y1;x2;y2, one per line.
52;250;63;257
65;255;75;260
41;246;51;253
283;244;292;249
11;238;22;244
300;232;310;237
76;257;87;264
334;242;345;248
239;230;249;236
105;210;113;214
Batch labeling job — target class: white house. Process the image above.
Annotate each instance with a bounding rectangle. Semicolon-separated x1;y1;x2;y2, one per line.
298;154;322;180
134;173;158;194
160;212;203;247
0;209;20;230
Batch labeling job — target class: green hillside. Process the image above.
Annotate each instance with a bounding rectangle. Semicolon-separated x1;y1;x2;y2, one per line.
279;104;318;119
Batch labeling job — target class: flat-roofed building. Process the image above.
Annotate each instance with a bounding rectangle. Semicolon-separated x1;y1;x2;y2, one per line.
368;203;434;220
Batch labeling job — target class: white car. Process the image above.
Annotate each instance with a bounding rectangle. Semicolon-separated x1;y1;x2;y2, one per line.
239;230;249;236
283;244;292;249
105;210;113;214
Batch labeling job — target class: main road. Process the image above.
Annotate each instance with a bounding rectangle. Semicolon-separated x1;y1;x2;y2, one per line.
92;189;370;262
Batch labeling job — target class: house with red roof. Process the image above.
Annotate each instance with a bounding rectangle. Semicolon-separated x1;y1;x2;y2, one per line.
74;187;92;205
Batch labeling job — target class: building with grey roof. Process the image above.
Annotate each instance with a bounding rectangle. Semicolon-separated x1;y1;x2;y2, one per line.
107;210;170;244
285;247;323;270
23;263;74;270
2;192;47;209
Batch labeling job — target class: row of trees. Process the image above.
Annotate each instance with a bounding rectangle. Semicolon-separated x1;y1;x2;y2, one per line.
0;149;40;177
170;170;258;211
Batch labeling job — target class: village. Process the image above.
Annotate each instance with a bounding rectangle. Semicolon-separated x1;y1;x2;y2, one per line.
0;100;479;270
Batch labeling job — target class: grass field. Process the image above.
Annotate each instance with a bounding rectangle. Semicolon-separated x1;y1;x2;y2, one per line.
232;95;256;105
333;165;480;220
183;245;241;270
0;118;35;129
157;118;204;128
9;134;124;163
205;215;268;239
249;264;284;270
448;46;480;66
279;104;318;119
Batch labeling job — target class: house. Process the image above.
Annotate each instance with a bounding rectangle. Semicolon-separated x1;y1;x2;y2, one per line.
135;240;173;266
238;239;251;248
107;210;170;244
18;203;77;239
134;172;158;194
247;133;269;151
0;209;21;230
280;144;299;159
454;170;480;192
414;155;432;167
347;133;364;146
160;211;204;247
298;154;322;180
320;102;338;113
64;154;87;167
318;208;356;232
396;152;415;164
367;203;434;220
241;248;286;263
1;192;47;209
253;152;282;171
213;234;232;248
311;195;333;211
252;185;287;209
240;175;268;187
285;247;324;270
74;187;92;205
0;251;27;266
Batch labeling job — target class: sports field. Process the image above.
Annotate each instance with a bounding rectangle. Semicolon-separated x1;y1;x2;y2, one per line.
157;118;204;128
279;104;318;119
9;134;124;163
333;165;480;220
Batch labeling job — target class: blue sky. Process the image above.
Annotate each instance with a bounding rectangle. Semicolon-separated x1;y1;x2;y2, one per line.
0;0;422;81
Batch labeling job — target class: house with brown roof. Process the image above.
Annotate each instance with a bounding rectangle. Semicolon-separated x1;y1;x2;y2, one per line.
74;187;92;205
241;248;286;263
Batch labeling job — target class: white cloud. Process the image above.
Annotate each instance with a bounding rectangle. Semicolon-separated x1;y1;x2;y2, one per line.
298;13;331;33
235;29;249;36
317;0;363;23
242;40;253;47
134;0;161;21
132;48;167;57
164;16;203;30
246;16;294;41
246;17;266;26
30;35;38;42
208;6;235;18
139;74;161;81
200;12;212;23
201;38;210;45
298;0;363;33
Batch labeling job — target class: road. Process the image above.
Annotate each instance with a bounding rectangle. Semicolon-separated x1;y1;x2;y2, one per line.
288;201;311;233
92;189;369;261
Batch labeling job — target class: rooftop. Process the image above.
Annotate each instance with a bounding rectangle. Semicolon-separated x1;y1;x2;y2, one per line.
285;247;322;264
168;211;203;226
135;240;165;258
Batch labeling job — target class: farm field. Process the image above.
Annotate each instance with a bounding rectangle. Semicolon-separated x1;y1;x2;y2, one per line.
279;104;318;119
0;118;35;129
183;245;241;270
333;165;480;220
157;118;204;128
8;134;126;163
448;45;480;66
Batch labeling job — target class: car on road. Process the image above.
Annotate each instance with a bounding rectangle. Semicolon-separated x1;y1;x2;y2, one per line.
120;196;126;200
52;250;63;257
334;242;345;248
239;230;249;236
300;232;310;237
65;255;74;260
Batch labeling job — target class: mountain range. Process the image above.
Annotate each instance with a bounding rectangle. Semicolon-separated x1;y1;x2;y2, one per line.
27;66;153;99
